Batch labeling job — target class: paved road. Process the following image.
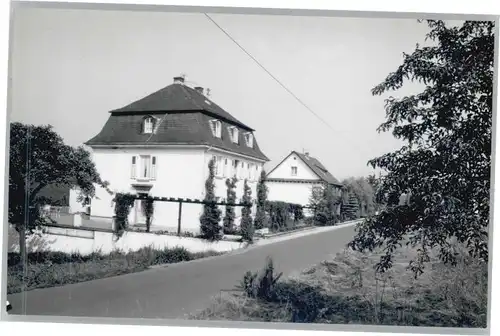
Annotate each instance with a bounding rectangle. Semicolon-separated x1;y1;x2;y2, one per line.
7;224;357;319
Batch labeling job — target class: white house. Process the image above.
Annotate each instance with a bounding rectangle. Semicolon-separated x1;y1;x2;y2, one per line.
265;151;343;215
69;75;269;233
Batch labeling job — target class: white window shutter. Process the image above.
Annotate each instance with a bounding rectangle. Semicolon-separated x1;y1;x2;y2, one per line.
131;156;137;179
151;156;157;180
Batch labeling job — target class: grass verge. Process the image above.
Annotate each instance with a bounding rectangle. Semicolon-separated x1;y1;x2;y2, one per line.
192;243;488;328
7;247;223;294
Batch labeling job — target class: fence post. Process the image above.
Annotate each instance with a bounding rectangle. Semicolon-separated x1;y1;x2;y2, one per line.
177;201;183;236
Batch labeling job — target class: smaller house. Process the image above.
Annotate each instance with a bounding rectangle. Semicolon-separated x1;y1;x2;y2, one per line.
266;151;343;214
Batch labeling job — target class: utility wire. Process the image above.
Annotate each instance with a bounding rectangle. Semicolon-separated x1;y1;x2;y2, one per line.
204;13;339;135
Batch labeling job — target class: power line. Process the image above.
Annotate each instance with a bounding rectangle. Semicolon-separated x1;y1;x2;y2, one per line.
204;13;338;134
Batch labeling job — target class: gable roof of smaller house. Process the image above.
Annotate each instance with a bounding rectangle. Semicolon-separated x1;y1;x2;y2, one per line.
267;151;343;187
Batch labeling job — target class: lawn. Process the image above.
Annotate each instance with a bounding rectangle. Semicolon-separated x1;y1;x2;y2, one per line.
191;242;488;328
7;247;223;294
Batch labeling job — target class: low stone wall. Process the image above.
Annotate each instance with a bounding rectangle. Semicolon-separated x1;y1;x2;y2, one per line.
8;225;245;255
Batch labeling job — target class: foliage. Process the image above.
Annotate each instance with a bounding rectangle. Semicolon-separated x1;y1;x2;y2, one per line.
348;20;494;275
240;179;255;243
209;244;487;327
113;193;136;238
200;158;223;241
143;197;155;233
8;122;109;265
290;204;304;222
7;246;223;294
254;170;269;230
342;191;361;221
240;257;283;300
342;177;377;217
265;201;303;232
223;176;238;234
309;183;340;226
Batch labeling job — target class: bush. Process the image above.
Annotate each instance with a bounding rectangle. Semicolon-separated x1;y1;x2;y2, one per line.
240;257;283;300
7;246;223;294
266;201;304;232
230;244;488;327
200;158;223;241
223;176;238;234
240;179;254;243
255;170;269;230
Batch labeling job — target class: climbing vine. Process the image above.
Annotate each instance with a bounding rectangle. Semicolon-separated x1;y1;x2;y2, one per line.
143;197;155;233
113;192;136;239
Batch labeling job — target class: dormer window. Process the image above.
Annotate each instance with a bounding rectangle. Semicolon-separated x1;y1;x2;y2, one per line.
244;132;254;147
228;126;239;144
143;116;155;134
210;120;222;138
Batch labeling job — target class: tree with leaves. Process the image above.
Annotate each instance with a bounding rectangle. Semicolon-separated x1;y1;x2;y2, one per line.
309;183;340;226
366;174;385;212
199;158;222;241
342;177;376;217
8;122;109;266
342;191;360;220
254;169;268;230
240;179;254;242
348;20;494;276
223;176;238;234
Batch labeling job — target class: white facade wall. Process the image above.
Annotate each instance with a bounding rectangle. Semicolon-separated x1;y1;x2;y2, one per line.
69;146;266;234
266;181;320;207
266;152;322;211
204;149;263;226
267;153;318;180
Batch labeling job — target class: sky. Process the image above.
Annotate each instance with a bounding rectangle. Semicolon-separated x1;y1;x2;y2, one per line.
9;7;453;180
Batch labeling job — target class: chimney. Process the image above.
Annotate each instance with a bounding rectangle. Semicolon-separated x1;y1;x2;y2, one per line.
304;152;310;159
194;86;204;94
173;76;185;84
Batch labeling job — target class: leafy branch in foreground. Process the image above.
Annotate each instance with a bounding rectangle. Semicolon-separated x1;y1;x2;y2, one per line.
348;20;494;277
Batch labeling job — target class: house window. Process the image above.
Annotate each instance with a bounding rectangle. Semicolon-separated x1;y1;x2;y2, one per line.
210;120;222;138
248;163;253;180
143;117;155;134
228;126;239;144
244;133;254;147
291;166;298;176
212;155;223;177
223;158;229;177
140;155;151;179
132;155;157;180
233;159;240;178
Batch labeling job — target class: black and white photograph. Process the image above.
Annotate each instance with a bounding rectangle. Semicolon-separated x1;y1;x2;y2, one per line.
1;1;497;334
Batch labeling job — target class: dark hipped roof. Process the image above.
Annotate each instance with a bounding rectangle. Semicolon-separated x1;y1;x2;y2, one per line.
110;83;254;131
267;151;342;186
85;83;269;161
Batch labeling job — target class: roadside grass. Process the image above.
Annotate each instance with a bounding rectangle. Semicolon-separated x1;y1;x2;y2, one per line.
7;246;223;294
192;243;488;328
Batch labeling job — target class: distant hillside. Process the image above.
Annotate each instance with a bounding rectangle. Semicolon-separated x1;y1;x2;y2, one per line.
38;184;70;206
